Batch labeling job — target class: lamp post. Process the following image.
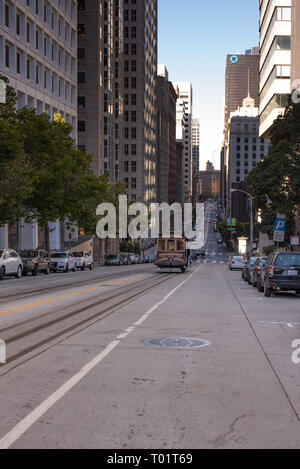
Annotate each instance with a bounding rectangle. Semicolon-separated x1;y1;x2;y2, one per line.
230;189;254;255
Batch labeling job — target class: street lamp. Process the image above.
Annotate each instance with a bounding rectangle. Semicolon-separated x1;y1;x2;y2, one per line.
230;189;254;255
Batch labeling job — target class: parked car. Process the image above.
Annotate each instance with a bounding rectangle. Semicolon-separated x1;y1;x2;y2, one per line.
73;252;94;271
0;249;23;280
105;254;123;266
120;254;129;265
252;257;267;290
126;253;136;265
259;251;300;297
50;252;76;273
229;256;245;271
20;250;50;276
242;257;258;284
199;248;206;258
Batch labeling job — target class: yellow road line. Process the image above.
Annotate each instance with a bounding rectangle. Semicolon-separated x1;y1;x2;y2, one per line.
103;275;144;286
0;274;145;316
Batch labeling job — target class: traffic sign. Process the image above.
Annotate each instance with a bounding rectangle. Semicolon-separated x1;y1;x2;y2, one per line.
273;230;285;242
274;219;286;232
290;236;300;246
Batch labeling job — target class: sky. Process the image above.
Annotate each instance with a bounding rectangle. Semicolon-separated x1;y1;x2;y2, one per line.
158;0;260;170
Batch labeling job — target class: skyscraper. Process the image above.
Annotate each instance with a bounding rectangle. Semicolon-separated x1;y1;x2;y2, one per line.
259;1;292;137
78;0;124;181
173;82;193;202
0;0;77;132
123;0;158;204
225;95;270;220
221;48;260;212
78;0;105;176
156;65;177;205
192;119;200;203
224;49;260;128
0;0;78;250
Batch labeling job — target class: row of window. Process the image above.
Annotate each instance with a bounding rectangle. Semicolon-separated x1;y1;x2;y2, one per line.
1;41;75;104
3;1;76;49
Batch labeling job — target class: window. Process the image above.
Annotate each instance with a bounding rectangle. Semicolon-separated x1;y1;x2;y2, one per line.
27;22;30;42
5;45;10;68
78;72;86;83
16;14;20;35
27;59;30;79
78;0;86;10
78;96;86;108
78;24;86;36
5;4;9;28
78;121;86;132
16;52;21;74
78;48;85;59
131;161;137;172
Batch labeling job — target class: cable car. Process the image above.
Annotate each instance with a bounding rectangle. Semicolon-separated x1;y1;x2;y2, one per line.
156;235;187;272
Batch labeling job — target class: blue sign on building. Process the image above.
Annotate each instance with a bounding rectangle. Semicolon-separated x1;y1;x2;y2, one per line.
230;55;239;64
274;219;287;232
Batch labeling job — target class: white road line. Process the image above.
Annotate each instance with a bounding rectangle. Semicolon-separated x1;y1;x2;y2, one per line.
0;265;204;450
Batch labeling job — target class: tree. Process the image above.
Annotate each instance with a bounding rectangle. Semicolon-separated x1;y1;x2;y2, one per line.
0;74;34;245
17;108;118;250
248;97;300;240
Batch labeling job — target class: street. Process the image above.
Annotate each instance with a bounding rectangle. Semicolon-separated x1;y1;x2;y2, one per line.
0;211;299;450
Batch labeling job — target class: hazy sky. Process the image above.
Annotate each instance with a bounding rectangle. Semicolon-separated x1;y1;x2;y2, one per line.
158;0;259;169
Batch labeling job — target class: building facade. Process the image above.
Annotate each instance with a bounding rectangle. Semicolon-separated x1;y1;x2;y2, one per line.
0;0;77;130
221;47;260;214
123;0;158;204
259;0;292;137
224;48;260;128
156;65;177;204
199;161;220;198
175;95;186;207
77;0;105;176
225;96;270;220
192;118;200;204
0;0;78;250
173;82;193;202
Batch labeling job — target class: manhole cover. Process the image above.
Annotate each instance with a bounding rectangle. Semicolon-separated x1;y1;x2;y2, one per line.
142;337;212;349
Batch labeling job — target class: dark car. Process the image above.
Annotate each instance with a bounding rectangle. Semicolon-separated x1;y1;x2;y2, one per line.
252;257;267;290
242;257;258;284
105;254;123;266
20;250;50;276
260;252;300;297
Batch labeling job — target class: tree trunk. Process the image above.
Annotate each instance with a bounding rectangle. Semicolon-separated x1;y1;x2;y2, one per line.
44;224;50;253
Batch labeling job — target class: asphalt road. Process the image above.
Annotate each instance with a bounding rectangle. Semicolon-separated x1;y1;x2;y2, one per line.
0;208;300;449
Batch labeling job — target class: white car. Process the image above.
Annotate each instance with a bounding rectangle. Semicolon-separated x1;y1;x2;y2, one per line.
229;256;246;271
73;251;94;271
50;252;76;273
0;249;23;280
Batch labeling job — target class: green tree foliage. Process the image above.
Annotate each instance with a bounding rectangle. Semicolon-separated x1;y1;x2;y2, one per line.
0;75;34;229
0;76;126;248
248;98;300;239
